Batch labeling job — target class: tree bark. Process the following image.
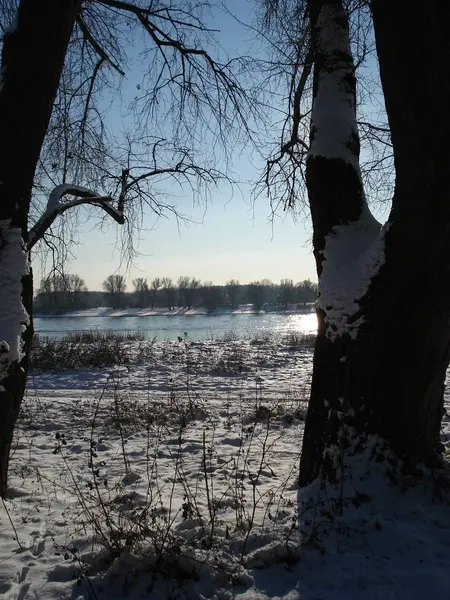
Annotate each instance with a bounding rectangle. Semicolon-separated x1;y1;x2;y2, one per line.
299;0;450;485
0;0;80;497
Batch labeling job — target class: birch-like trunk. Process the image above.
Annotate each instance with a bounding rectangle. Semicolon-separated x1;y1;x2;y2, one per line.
0;0;79;497
300;0;450;485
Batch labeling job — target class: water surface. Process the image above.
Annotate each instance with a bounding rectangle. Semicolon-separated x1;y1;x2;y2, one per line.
34;311;318;341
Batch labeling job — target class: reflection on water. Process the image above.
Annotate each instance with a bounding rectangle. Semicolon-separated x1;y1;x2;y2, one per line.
34;311;318;341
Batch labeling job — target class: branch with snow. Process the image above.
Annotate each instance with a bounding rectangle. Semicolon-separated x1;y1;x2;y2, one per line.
28;183;125;251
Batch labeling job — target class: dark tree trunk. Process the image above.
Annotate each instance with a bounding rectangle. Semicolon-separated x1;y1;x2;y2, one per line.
299;0;450;485
0;0;79;497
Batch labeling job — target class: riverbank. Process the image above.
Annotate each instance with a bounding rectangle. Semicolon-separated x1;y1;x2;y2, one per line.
34;305;316;318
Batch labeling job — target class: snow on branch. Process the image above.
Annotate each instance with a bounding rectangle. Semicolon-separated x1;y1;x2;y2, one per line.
28;182;125;251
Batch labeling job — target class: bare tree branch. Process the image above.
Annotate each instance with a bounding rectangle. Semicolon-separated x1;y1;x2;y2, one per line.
76;14;125;76
28;183;124;250
17;0;263;276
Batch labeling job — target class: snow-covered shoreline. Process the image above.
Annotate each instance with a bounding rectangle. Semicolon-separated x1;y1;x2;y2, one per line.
34;305;316;319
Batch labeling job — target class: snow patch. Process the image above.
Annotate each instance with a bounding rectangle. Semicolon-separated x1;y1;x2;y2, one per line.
318;209;387;339
0;221;30;386
308;3;360;169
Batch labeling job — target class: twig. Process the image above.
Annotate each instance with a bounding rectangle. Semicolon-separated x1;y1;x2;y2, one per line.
1;496;23;549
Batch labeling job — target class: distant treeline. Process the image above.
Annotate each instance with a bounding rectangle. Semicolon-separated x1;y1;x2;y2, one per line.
34;274;318;313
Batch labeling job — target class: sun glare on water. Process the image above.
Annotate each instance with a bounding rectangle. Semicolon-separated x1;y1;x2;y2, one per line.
282;312;318;336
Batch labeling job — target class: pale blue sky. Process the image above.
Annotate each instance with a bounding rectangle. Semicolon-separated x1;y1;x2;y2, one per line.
69;192;317;290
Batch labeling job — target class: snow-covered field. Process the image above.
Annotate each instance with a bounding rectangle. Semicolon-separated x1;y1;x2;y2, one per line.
1;337;450;599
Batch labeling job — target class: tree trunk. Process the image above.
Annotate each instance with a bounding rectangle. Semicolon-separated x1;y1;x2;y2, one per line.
299;0;450;485
0;0;79;497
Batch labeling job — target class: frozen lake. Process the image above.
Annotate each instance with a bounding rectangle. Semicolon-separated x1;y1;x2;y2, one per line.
34;310;318;341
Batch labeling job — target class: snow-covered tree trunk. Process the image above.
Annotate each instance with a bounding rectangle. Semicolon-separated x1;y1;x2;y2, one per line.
0;0;79;497
0;224;31;497
300;0;450;485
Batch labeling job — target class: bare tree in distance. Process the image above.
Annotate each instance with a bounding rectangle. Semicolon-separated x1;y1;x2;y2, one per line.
295;279;317;307
36;273;88;311
132;277;149;308
161;277;176;310
177;276;190;308
102;274;127;308
278;278;294;309
177;276;201;310
150;277;162;310
225;279;240;309
201;281;221;313
37;275;317;310
0;0;257;496
187;278;201;310
247;281;265;311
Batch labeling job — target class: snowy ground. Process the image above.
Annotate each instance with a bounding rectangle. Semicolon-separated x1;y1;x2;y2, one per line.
1;337;450;599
